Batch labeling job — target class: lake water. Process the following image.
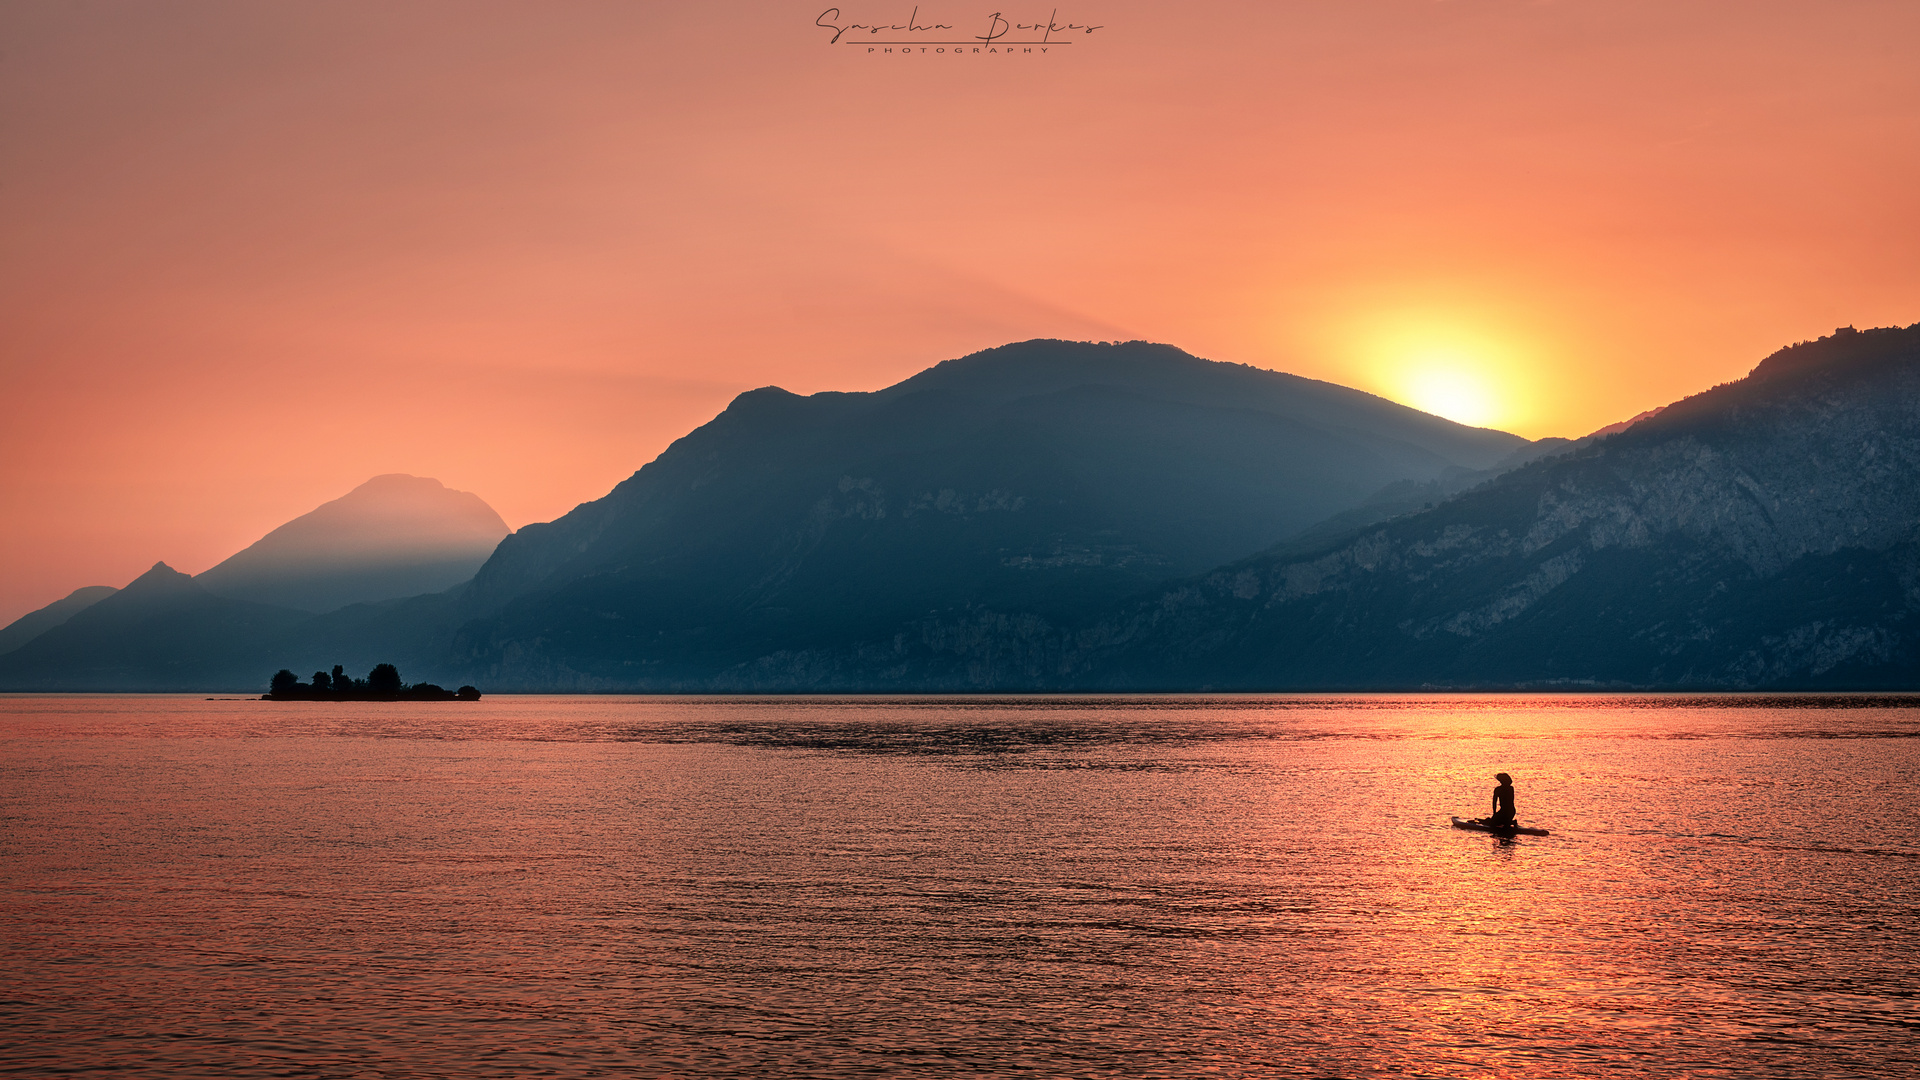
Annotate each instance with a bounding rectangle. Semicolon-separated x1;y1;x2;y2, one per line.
2;694;1917;1077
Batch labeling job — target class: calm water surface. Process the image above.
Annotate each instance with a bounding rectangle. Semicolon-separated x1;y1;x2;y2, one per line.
2;694;1917;1077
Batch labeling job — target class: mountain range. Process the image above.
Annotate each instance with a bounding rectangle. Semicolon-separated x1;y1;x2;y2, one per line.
0;563;310;691
0;476;505;689
0;585;118;657
447;340;1532;688
1029;325;1920;690
2;328;1915;692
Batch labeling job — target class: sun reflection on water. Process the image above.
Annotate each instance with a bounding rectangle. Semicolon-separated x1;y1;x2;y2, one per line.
0;693;1915;1076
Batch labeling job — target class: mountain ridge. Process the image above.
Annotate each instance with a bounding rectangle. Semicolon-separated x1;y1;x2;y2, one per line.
447;339;1536;688
0;585;118;657
0;563;310;690
196;474;508;613
1066;322;1920;689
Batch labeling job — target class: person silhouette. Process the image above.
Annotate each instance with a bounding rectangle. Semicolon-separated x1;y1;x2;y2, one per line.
1487;772;1516;828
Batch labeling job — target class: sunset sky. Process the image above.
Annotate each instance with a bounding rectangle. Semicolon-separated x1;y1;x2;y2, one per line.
2;0;1916;624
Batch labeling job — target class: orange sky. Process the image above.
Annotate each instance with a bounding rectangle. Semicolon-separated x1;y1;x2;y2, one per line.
2;0;1917;624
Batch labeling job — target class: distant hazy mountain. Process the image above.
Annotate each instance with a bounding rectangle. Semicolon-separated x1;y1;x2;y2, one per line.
0;585;117;656
196;474;509;612
1051;324;1920;690
0;473;507;690
452;339;1530;688
0;563;308;690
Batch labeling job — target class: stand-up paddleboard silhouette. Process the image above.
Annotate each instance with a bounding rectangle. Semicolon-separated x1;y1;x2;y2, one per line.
1452;771;1548;836
1451;816;1550;837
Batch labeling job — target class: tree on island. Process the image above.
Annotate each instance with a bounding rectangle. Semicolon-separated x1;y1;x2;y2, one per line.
367;663;402;696
264;664;480;701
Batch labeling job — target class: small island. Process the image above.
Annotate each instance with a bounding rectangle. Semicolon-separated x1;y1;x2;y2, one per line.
265;663;479;701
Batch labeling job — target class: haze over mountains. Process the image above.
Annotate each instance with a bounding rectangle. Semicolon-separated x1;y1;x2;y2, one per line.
3;329;1916;691
0;585;117;657
0;563;310;691
195;474;509;612
0;476;507;686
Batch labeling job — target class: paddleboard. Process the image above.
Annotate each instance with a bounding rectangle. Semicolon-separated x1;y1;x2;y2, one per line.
1451;816;1549;837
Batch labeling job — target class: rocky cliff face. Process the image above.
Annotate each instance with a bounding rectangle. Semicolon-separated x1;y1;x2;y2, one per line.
1064;324;1920;689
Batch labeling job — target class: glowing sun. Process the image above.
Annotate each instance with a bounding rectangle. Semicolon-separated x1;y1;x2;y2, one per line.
1341;310;1536;432
1397;352;1502;428
1336;299;1543;430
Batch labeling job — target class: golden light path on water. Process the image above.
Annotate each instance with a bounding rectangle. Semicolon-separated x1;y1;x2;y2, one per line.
2;694;1916;1077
